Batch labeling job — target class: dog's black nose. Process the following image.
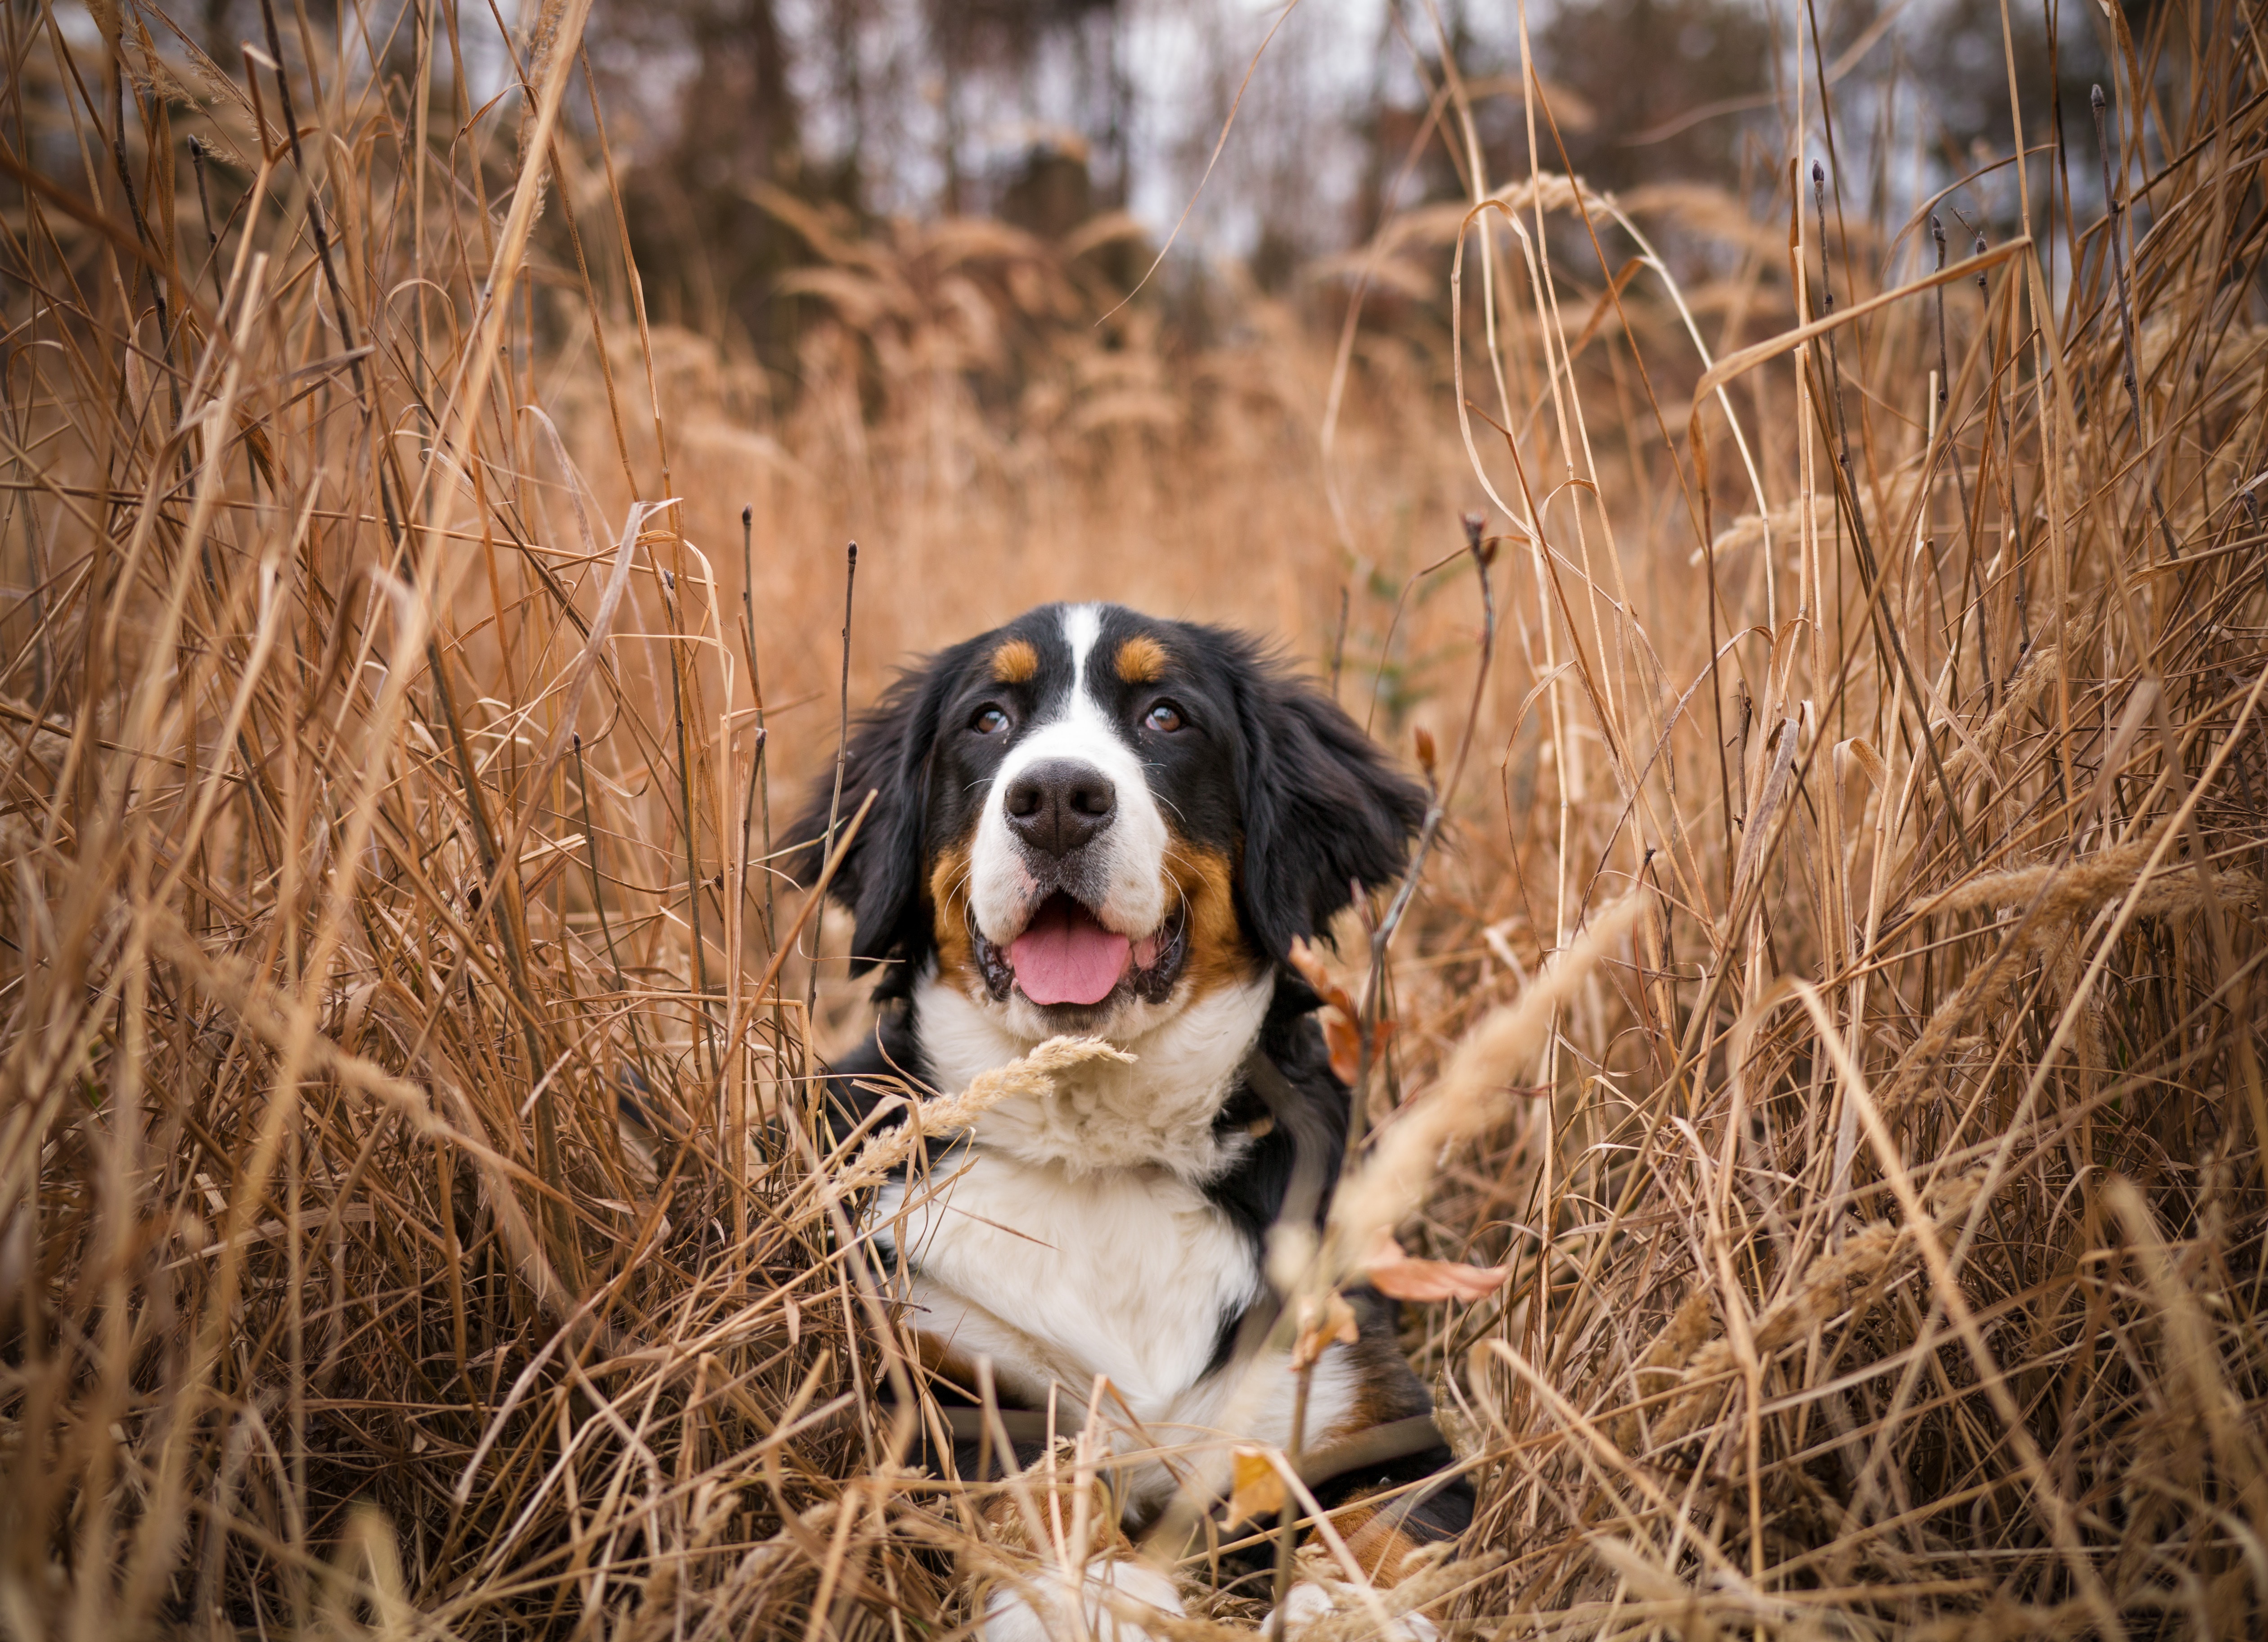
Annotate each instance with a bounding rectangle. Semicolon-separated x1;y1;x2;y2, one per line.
1004;759;1116;857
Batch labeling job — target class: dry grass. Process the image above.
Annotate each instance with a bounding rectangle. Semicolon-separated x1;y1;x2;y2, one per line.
4;1;2267;1638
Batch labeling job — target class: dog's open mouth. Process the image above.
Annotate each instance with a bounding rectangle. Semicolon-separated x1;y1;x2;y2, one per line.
970;893;1188;1008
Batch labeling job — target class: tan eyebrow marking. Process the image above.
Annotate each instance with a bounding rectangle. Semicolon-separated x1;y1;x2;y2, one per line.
1115;635;1167;685
990;639;1039;684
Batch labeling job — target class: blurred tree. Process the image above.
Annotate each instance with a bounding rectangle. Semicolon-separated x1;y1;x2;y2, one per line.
1536;0;1777;194
1896;0;2114;191
930;0;1129;220
584;0;1130;362
586;0;802;352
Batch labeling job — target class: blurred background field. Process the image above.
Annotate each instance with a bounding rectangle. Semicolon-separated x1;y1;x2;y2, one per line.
4;0;2267;1637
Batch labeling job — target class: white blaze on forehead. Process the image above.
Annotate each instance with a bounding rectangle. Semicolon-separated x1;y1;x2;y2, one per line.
967;604;1170;945
1063;600;1102;687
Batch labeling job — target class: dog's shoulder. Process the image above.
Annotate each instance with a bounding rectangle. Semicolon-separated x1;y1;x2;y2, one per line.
1198;970;1350;1244
816;995;932;1155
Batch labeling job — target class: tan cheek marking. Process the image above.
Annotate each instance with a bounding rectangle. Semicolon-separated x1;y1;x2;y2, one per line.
929;843;978;992
991;639;1039;684
1161;836;1257;996
1114;634;1168;684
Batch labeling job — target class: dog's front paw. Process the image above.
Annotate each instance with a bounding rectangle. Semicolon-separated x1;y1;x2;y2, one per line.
982;1554;1185;1642
1263;1578;1440;1640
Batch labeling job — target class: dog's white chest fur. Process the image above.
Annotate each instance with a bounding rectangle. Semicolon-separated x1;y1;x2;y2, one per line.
874;1150;1257;1412
876;969;1275;1412
870;968;1357;1501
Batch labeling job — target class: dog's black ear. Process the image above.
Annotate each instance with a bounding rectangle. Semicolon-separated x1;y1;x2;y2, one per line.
1233;659;1429;961
786;646;968;977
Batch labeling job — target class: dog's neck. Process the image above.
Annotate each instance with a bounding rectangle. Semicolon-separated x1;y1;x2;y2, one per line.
910;967;1274;1180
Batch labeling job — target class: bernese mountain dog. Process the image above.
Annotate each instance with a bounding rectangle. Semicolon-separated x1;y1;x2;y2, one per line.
790;601;1473;1637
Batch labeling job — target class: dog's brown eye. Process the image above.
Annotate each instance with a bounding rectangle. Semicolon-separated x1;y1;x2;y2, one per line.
972;706;1009;735
1146;702;1184;733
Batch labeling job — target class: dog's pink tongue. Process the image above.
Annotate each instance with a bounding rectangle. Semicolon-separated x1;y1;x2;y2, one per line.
1008;901;1130;1006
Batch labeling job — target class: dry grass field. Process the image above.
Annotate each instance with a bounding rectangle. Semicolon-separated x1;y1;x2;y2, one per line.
4;1;2267;1637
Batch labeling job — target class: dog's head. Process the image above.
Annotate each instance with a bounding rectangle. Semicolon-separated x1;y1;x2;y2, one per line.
791;603;1426;1040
